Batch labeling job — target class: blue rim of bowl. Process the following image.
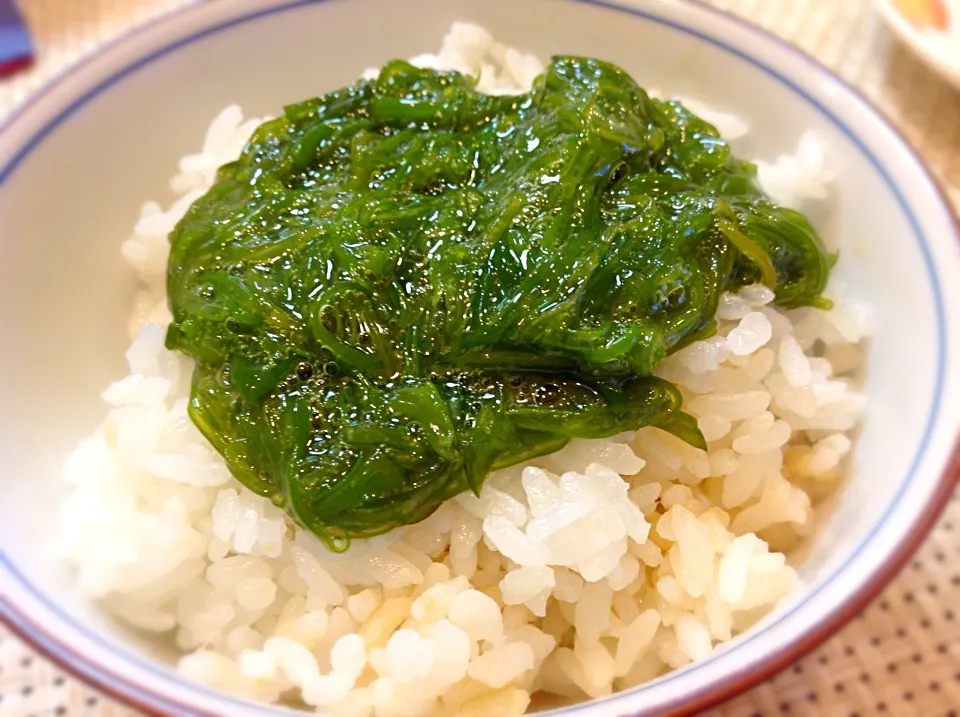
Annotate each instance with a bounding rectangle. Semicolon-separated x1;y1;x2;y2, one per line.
0;0;958;715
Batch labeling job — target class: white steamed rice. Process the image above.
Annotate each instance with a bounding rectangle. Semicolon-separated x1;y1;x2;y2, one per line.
60;23;872;717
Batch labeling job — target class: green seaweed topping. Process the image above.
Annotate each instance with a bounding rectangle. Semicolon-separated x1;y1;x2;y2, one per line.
166;57;834;548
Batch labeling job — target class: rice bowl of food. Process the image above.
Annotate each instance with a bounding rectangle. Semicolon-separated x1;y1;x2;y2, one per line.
0;1;958;716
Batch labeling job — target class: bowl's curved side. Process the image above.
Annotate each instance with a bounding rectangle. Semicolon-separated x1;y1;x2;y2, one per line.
0;1;958;716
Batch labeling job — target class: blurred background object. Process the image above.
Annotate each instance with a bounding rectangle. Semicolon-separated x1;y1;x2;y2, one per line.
0;0;33;76
878;0;960;89
0;1;958;716
0;0;188;109
892;0;950;29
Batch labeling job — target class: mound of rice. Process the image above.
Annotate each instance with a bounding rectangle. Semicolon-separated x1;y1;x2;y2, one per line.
59;23;872;717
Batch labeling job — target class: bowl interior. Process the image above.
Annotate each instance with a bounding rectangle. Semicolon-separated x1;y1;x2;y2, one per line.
0;0;957;714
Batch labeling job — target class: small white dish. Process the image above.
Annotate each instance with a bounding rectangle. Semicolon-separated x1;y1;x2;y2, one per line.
0;1;958;715
877;0;960;90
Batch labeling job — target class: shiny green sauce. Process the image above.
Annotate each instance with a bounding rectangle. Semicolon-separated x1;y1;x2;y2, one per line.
166;57;834;549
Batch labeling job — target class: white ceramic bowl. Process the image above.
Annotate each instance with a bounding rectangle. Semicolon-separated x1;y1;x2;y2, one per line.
1;1;959;715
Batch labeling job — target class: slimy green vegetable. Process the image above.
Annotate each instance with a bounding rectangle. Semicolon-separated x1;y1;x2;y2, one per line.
166;57;834;548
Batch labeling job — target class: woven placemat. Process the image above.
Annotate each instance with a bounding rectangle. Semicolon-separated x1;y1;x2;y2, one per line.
1;1;959;716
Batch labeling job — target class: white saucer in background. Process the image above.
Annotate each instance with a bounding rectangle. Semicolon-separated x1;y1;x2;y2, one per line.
877;0;960;89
